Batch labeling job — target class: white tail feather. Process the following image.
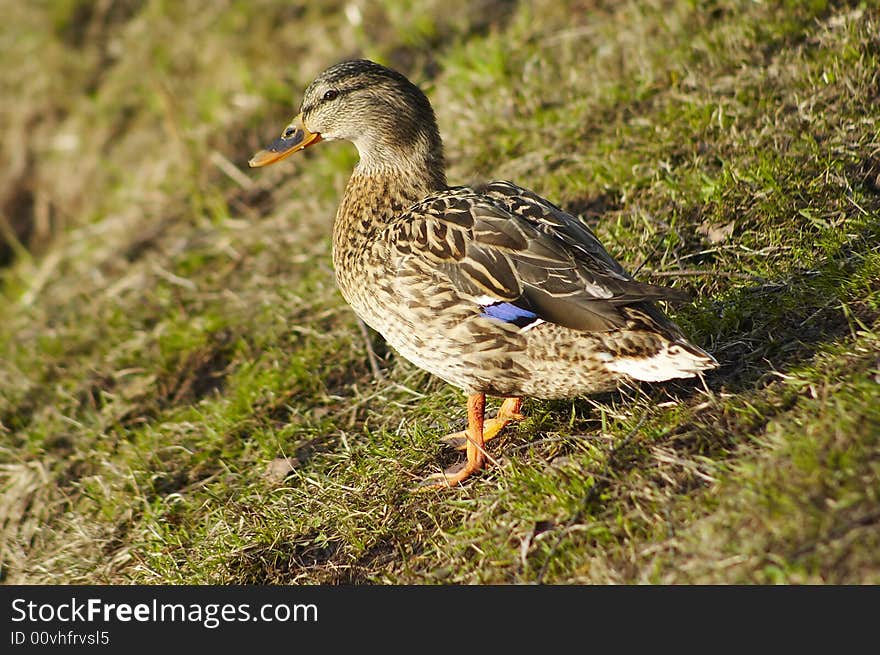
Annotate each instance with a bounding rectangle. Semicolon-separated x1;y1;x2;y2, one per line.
603;343;718;382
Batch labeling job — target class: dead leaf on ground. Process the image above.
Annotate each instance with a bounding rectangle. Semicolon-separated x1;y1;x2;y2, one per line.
263;457;299;483
697;220;736;244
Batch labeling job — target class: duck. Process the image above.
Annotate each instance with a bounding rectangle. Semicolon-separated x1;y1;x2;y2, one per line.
249;59;718;488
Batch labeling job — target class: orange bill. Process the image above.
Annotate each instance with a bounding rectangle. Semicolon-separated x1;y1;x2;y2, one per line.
249;113;322;167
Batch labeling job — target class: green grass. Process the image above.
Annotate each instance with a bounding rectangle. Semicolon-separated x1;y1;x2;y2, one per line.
1;0;879;584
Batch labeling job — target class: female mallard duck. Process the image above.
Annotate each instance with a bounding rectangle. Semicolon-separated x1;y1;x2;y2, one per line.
250;59;717;488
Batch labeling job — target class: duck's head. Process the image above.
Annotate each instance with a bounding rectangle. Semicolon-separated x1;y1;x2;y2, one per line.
249;59;445;184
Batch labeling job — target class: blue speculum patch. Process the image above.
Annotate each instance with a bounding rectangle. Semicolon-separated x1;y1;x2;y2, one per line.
480;301;540;329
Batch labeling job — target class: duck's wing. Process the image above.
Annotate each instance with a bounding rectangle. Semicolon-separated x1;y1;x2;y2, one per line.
390;184;688;333
476;181;631;278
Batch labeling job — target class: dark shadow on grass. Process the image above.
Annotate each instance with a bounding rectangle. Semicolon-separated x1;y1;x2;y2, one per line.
233;532;344;584
701;217;880;392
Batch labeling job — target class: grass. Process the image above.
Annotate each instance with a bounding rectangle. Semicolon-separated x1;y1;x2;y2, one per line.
1;0;879;584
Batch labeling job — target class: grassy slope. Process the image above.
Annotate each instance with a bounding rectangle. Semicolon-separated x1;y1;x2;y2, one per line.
1;0;878;584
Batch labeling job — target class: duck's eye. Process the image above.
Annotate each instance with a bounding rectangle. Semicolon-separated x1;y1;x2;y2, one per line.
283;126;296;138
322;89;339;102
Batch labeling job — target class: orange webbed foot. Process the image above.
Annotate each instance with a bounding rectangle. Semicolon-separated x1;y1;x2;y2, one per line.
418;396;526;490
417;458;485;489
439;397;524;451
417;393;492;490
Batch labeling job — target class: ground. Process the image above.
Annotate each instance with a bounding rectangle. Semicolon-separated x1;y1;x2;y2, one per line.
1;0;878;584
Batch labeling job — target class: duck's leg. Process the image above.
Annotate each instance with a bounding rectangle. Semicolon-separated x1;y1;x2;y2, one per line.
441;396;524;450
420;393;488;488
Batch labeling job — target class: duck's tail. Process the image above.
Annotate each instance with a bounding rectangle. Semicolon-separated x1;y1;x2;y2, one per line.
602;339;719;383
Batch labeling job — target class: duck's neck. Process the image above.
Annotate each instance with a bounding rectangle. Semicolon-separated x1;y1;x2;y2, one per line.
334;146;448;245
